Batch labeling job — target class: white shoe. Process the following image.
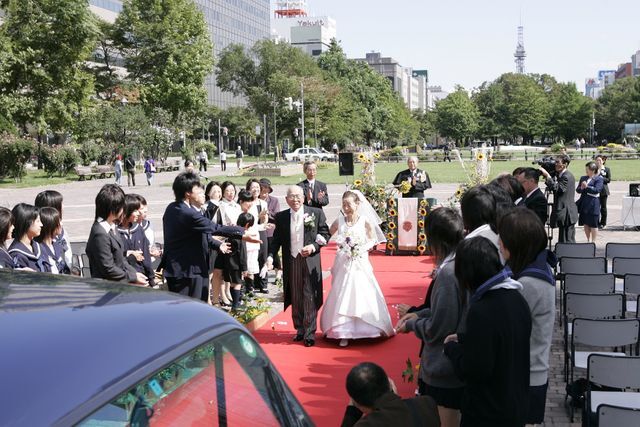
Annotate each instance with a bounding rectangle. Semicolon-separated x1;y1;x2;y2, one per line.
339;339;349;347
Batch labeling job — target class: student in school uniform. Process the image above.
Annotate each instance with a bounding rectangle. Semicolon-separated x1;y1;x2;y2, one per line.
35;207;70;274
0;207;15;269
117;194;155;287
8;203;46;272
86;184;148;285
34;190;72;268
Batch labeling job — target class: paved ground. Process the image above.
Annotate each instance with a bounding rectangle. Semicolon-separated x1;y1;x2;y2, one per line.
2;162;640;425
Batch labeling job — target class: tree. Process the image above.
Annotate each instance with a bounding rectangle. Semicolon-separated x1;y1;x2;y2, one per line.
496;73;549;143
0;0;98;133
114;0;214;118
548;82;593;142
472;81;504;143
595;77;640;142
434;87;479;144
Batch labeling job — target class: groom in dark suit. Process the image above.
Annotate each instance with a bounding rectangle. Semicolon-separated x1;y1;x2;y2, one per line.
268;185;330;347
392;156;432;199
298;160;329;209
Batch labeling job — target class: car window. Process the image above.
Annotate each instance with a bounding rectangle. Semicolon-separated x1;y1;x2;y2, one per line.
78;330;308;426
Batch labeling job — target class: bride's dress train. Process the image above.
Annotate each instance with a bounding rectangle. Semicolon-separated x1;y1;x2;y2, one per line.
320;216;395;340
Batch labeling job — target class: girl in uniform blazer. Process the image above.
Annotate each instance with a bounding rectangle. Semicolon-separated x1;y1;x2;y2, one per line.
8;204;47;272
35;207;70;274
0;207;15;269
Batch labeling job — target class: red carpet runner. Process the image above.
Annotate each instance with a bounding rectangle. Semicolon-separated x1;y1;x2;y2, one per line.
252;243;435;426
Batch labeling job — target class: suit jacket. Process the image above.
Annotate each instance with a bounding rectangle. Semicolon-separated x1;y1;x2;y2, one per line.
599;166;611;196
269;205;330;310
546;170;578;227
393;168;432;199
517;187;548;225
340;392;439;427
86;222;138;282
162;201;243;279
576;175;604;216
298;179;329;208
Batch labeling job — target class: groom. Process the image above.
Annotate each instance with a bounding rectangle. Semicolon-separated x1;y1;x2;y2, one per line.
267;185;330;347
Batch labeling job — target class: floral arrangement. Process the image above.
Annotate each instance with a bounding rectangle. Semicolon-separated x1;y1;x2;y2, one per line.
336;232;366;260
385;198;430;255
398;180;412;194
350;150;393;223
303;212;315;230
448;147;492;205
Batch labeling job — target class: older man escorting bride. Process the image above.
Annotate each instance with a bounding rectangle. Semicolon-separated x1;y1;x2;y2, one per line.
321;190;395;347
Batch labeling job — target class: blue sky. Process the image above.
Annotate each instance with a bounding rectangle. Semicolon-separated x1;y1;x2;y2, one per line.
301;0;640;92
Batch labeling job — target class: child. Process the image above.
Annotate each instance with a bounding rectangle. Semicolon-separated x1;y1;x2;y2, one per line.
35;190;72;267
8;203;46;272
0;207;15;269
225;212;254;311
35;207;70;274
117;194;155;287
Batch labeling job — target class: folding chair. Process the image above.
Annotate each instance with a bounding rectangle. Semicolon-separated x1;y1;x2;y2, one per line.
564;293;625;382
81;253;90;271
555;242;596;259
612;257;640;279
568;320;640;421
558;257;608;321
564;273;615;296
81;266;91;278
69;241;87;256
605;243;640;261
587;355;640;426
623;274;640;316
597;404;640;427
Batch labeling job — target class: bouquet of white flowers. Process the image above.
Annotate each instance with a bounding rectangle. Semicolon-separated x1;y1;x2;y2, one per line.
336;232;368;260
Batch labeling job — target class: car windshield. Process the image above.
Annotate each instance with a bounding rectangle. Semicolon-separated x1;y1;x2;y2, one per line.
78;330;310;426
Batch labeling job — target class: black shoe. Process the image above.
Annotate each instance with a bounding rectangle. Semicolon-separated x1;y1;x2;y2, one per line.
304;339;315;347
258;288;269;294
293;334;304;342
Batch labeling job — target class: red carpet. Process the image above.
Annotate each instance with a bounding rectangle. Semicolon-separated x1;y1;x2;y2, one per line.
252;243;435;426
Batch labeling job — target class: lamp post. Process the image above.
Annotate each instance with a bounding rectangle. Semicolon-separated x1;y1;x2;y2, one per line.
300;82;305;148
311;102;319;148
121;96;128;152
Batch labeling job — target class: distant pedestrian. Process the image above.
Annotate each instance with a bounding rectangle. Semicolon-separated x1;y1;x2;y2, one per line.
125;155;136;187
235;146;243;169
220;151;227;171
114;155;123;185
143;156;155;186
443;143;451;162
198;148;208;172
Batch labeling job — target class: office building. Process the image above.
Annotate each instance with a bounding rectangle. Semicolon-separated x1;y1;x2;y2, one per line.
89;0;270;108
271;1;336;57
427;86;449;110
585;70;615;99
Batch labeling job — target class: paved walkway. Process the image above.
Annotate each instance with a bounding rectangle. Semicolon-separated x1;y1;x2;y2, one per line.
2;164;640;425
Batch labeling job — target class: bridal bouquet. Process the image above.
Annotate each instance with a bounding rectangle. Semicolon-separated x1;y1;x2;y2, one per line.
336;233;368;259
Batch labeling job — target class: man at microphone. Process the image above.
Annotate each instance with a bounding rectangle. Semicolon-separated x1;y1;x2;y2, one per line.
392;156;432;198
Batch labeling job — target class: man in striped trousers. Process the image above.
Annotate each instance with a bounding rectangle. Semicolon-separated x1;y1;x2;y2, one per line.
267;185;330;347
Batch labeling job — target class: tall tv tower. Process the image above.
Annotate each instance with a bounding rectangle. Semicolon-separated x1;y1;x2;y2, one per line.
514;24;526;74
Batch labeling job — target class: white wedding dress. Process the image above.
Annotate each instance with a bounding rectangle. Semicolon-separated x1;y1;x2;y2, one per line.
321;216;395;340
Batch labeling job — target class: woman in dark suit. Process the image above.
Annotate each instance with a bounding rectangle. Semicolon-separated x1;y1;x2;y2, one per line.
576;161;604;243
595;155;611;229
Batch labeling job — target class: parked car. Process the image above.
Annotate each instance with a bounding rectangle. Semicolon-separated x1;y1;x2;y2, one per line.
284;147;336;162
0;270;311;426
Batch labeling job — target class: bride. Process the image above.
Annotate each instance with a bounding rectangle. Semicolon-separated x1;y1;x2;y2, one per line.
320;190;395;347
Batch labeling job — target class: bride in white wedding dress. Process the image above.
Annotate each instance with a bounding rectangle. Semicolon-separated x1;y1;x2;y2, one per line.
320;190;395;347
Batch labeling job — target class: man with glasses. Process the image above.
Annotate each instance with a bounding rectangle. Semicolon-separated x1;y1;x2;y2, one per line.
539;155;578;243
267;185;330;347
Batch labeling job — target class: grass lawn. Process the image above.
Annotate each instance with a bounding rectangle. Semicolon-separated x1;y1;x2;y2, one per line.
227;158;640;186
0;170;79;188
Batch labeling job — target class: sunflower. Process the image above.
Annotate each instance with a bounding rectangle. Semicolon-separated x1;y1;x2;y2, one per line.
420;199;427;207
386;232;395;240
418;220;424;228
455;188;463;197
418;245;426;253
374;153;380;159
353;179;362;187
477;153;485;161
419;208;427;216
387;242;396;250
419;233;427;241
388;209;397;217
388;199;396;207
357;153;366;161
388;222;396;229
378;187;385;194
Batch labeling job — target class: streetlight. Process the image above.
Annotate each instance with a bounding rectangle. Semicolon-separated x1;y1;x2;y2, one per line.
311;102;319;148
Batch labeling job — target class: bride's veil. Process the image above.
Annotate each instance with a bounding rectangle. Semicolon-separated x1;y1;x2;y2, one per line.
349;189;387;244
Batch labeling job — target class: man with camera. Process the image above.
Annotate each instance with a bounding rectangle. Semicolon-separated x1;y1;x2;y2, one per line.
515;167;548;225
539;155;578;243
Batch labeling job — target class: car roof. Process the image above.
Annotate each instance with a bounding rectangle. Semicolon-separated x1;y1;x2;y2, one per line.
0;270;241;426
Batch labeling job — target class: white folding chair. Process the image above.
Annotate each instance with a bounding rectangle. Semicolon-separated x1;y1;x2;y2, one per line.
624;274;640;315
612;257;640;279
597;404;640;427
564;293;625;382
605;243;640;260
587;355;640;426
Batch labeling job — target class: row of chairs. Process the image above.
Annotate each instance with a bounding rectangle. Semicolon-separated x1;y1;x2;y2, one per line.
554;242;640;424
69;241;163;279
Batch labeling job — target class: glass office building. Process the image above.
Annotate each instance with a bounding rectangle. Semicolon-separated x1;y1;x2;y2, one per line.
89;0;269;108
